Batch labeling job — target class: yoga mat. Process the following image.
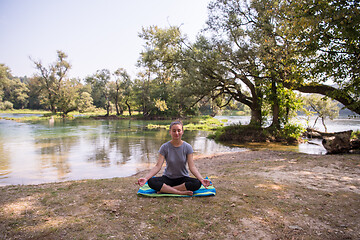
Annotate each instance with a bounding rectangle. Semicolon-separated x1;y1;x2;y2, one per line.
137;177;216;197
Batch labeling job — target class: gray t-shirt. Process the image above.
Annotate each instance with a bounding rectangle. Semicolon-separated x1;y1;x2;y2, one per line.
159;141;194;179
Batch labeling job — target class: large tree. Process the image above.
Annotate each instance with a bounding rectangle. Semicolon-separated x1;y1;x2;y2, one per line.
271;0;360;114
86;69;112;116
0;64;10;102
56;78;83;116
111;68;133;116
183;0;359;129
0;64;29;109
137;26;196;117
182;0;298;126
31;51;72;113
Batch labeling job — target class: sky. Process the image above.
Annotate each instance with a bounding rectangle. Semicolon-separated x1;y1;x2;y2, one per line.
0;0;211;79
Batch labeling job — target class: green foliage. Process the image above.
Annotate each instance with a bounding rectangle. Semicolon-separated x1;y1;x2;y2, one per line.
31;51;78;114
86;69;112;116
111;68;133;116
280;0;360;114
137;26;200;117
302;94;340;132
154;99;168;112
352;130;360;140
280;123;305;140
147;116;226;131
209;121;305;143
209;123;265;142
185;117;226;131
0;64;29;109
76;92;94;113
56;78;82;116
0;101;13;110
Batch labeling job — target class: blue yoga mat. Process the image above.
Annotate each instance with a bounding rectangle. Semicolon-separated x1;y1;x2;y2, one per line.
137;177;216;197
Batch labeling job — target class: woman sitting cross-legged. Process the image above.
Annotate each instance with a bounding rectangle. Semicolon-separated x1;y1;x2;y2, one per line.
137;120;211;196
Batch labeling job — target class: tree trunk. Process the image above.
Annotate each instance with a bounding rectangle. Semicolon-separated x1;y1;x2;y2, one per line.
105;100;110;116
270;81;280;129
115;97;120;116
125;99;132;116
250;107;262;126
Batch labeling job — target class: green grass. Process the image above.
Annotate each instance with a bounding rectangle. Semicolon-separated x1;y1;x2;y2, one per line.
147;116;227;131
0;109;51;114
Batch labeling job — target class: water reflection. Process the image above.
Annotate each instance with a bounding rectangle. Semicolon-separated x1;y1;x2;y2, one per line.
0;113;359;186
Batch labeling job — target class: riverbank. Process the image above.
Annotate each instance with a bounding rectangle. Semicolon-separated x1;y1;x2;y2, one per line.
1;150;359;239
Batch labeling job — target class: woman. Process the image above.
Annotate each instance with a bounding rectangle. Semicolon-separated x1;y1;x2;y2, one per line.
137;120;211;196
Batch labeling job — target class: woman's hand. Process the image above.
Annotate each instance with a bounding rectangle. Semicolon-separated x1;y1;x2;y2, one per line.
201;178;211;188
137;178;147;187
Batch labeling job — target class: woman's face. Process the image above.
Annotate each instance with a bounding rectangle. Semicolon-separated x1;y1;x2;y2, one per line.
169;124;183;140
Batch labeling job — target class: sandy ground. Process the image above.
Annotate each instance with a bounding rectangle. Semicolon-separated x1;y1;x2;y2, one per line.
190;150;360;239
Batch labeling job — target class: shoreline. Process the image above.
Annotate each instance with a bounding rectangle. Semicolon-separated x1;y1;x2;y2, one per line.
0;150;246;188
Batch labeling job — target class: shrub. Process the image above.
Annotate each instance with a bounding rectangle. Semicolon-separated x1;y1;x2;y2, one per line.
280;123;305;141
0;101;13;110
352;130;360;139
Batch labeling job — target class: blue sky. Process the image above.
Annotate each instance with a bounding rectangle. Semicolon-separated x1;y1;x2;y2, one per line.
0;0;211;79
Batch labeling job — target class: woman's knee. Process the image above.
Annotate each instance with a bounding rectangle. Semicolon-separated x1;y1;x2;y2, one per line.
148;178;163;191
185;179;201;191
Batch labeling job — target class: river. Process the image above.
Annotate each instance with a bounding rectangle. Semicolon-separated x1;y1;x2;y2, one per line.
0;114;359;186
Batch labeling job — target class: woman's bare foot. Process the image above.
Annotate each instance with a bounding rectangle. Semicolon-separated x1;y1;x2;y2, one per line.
159;184;193;196
157;190;193;196
182;190;193;196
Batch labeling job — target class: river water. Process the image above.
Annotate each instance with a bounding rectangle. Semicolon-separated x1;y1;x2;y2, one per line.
0;114;359;186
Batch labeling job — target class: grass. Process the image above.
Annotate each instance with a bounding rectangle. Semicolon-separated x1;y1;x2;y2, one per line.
1;150;359;239
0;109;141;122
147;116;227;131
0;109;51;114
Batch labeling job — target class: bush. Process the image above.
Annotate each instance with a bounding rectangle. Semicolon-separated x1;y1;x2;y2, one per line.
280;123;305;140
209;123;305;143
209;124;269;142
0;101;14;110
352;130;360;139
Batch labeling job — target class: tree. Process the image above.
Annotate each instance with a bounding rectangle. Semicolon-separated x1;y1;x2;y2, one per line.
6;78;29;109
137;26;194;117
303;94;340;132
86;69;111;116
76;91;94;113
275;0;360;114
27;76;46;109
190;0;359;128
181;35;265;124
133;71;152;117
0;64;11;102
0;64;29;109
183;0;298;126
31;51;71;113
56;78;82;116
111;68;133;116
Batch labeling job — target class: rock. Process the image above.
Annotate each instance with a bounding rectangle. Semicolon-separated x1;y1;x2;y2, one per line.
289;225;303;230
322;130;352;154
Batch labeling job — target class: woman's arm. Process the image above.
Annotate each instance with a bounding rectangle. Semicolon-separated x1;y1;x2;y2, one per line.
137;153;165;186
187;153;211;188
